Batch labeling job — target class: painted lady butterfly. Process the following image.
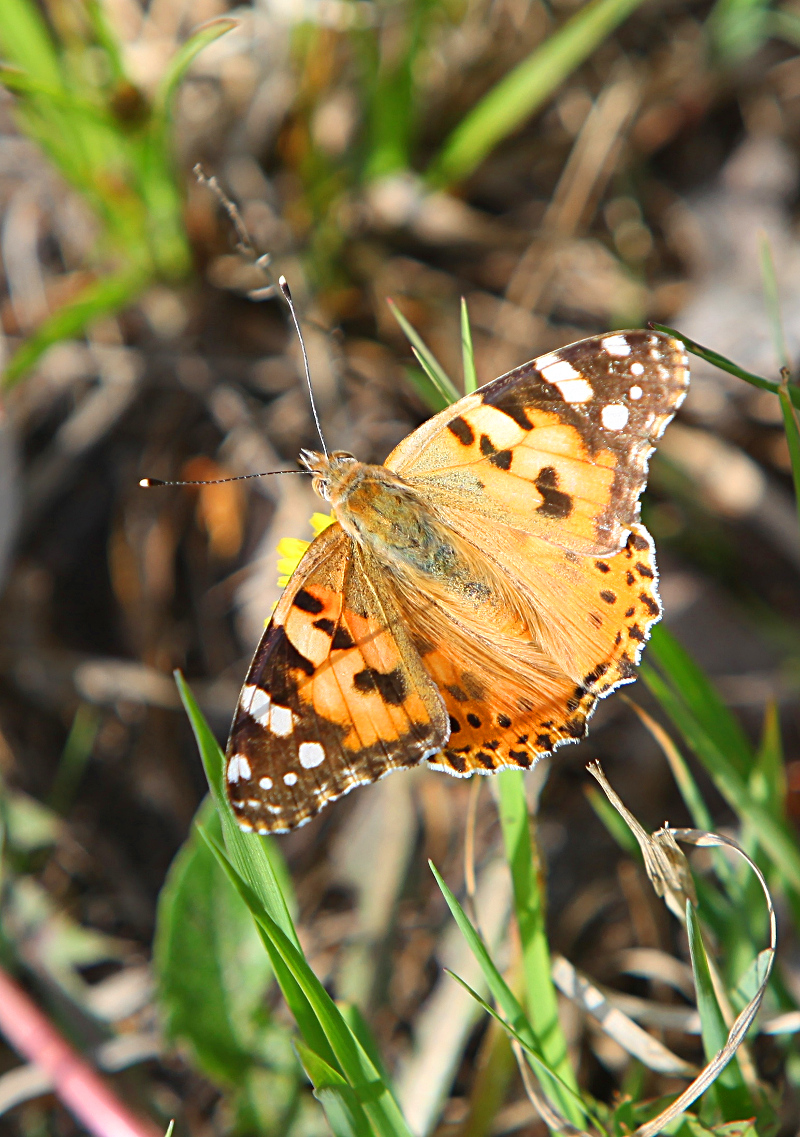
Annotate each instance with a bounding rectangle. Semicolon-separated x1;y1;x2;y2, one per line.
226;329;689;833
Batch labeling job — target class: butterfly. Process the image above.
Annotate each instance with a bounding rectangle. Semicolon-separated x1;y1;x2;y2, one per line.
225;329;689;833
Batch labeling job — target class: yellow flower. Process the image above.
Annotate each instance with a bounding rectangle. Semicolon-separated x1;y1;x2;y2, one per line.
276;512;335;587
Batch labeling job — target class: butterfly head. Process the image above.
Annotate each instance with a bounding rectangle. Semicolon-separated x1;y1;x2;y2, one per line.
299;449;361;503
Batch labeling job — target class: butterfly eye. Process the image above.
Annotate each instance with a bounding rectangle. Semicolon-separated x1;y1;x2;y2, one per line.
331;451;357;463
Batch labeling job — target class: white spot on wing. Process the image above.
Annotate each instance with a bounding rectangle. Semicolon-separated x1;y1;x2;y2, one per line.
601;334;631;357
240;684;258;711
630;361;644;376
601;403;629;430
238;821;253;832
556;377;594;403
269;704;294;737
248;687;271;724
284;772;298;786
299;741;325;768
534;351;560;370
629;385;643;400
259;776;273;790
227;753;252;783
541;358;580;383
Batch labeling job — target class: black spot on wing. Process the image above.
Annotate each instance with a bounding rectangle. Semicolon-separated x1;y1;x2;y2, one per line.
332;626;355;650
600;590;617;604
313;617;335;635
481;375;535;429
479;433;513;469
448;415;475;445
640;593;659;617
490;449;513;469
353;665;407;705
445;750;467;772
293;588;324;614
583;662;609;686
534;466;573;519
467;712;482;728
565;717;586;738
446;684;469;702
285;635;315;676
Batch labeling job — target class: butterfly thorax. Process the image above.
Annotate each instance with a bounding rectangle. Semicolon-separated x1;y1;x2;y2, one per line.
300;448;533;638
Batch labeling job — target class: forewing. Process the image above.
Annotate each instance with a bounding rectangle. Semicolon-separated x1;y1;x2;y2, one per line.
226;524;449;833
386;330;689;556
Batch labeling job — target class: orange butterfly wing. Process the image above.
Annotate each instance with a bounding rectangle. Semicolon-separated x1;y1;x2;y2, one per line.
386;330;688;556
226;522;448;832
377;330;687;774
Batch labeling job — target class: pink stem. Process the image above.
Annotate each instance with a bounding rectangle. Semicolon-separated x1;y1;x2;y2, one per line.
0;965;160;1137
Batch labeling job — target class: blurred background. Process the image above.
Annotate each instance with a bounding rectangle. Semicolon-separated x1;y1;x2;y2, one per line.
0;0;800;1133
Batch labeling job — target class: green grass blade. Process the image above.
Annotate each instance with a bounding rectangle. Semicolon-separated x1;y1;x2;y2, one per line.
176;673;298;944
652;322;800;411
429;861;540;1049
753;703;785;820
0;0;63;85
154;797;274;1087
758;234;790;372
295;1042;374;1137
3;262;151;387
640;660;800;894
178;679;408;1133
685;902;753;1120
47;704;100;815
176;676;340;1072
412;347;460;407
495;773;581;1121
442;968;600;1129
707;0;769;61
153;18;237;122
199;826;414;1137
585;786;641;857
388;299;460;405
461;298;478;395
647;626;752;776
429;859;590;1125
0;67;113;125
426;0;646;187
402;366;452;413
339;1004;393;1086
778;377;800;531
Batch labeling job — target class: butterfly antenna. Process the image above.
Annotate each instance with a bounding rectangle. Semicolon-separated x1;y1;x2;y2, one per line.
140;470;308;488
279;275;329;458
